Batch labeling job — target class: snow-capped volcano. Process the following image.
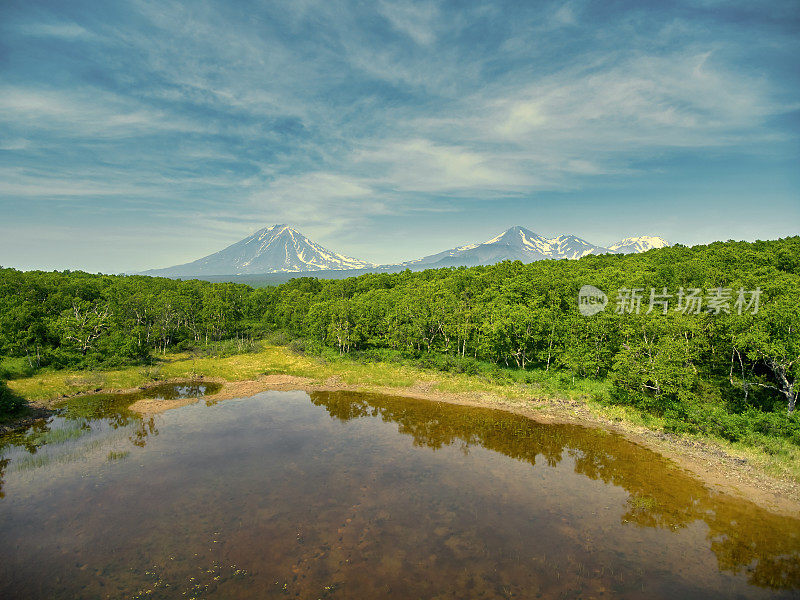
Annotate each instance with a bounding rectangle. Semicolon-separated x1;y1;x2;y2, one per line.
404;226;611;269
544;234;612;260
608;236;671;254
142;224;374;276
141;225;672;278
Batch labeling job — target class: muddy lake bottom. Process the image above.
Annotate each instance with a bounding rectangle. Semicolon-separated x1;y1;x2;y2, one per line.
1;385;799;599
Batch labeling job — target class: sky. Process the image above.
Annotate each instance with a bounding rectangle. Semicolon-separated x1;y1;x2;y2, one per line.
1;0;798;272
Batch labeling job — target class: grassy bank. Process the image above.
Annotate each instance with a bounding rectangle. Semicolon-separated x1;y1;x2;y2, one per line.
4;344;607;405
5;343;800;485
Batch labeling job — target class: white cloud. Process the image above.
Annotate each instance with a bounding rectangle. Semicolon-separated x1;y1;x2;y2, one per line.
378;1;440;45
353;138;539;193
0;138;30;151
200;43;793;235
0;87;170;137
0;168;145;197
18;22;97;40
241;172;390;236
483;50;788;148
552;3;578;27
2;0;796;270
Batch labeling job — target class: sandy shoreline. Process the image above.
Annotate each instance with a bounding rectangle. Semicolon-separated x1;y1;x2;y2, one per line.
11;373;800;518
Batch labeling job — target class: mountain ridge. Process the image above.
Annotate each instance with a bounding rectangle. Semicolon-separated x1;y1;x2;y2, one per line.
403;226;616;269
608;236;671;254
141;225;670;277
141;224;375;277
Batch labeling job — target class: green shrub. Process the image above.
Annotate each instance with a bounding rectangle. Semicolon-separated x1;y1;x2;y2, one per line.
0;357;37;380
676;404;800;447
191;338;262;358
266;330;292;346
288;338;315;355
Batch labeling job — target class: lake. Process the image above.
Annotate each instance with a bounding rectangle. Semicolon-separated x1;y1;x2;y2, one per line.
1;385;798;599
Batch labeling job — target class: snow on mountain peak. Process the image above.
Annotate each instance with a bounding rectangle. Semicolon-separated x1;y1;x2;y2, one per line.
143;225;374;276
143;224;672;277
402;226;667;269
484;225;541;245
608;236;671;254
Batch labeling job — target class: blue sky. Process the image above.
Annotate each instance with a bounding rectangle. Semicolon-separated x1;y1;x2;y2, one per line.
1;0;798;272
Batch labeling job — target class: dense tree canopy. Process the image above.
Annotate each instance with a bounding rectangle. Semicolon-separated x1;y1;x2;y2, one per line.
253;238;799;418
1;237;798;426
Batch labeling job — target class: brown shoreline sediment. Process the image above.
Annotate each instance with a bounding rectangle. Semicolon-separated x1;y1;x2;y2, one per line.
5;373;799;517
127;395;202;414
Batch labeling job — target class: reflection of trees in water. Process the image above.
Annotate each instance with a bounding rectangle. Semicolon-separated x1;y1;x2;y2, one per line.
0;419;53;454
0;383;211;485
130;416;158;447
0;390;161;492
310;391;800;591
0;457;8;499
44;388;167;448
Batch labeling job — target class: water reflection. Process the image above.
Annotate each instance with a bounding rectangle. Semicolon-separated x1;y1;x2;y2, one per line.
0;381;220;492
0;388;797;600
310;391;800;591
0;457;8;499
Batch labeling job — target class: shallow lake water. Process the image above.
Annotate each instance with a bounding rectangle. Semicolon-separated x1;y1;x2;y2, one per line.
1;387;798;599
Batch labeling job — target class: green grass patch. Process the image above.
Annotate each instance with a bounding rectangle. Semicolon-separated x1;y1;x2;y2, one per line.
28;424;89;446
107;450;131;461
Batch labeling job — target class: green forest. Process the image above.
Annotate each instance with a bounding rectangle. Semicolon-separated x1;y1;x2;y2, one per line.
1;238;798;447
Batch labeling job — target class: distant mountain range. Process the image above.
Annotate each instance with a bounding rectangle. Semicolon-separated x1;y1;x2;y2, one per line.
141;224;670;277
404;226;618;269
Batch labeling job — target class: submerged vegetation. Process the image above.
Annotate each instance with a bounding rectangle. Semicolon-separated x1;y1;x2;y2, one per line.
1;238;798;468
5;387;797;597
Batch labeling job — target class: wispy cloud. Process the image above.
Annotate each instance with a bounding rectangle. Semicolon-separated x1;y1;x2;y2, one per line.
17;21;97;40
0;0;797;270
378;1;440;45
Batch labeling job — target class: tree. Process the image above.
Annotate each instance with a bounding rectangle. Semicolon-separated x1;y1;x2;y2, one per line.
731;276;800;414
56;299;112;357
610;318;699;415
